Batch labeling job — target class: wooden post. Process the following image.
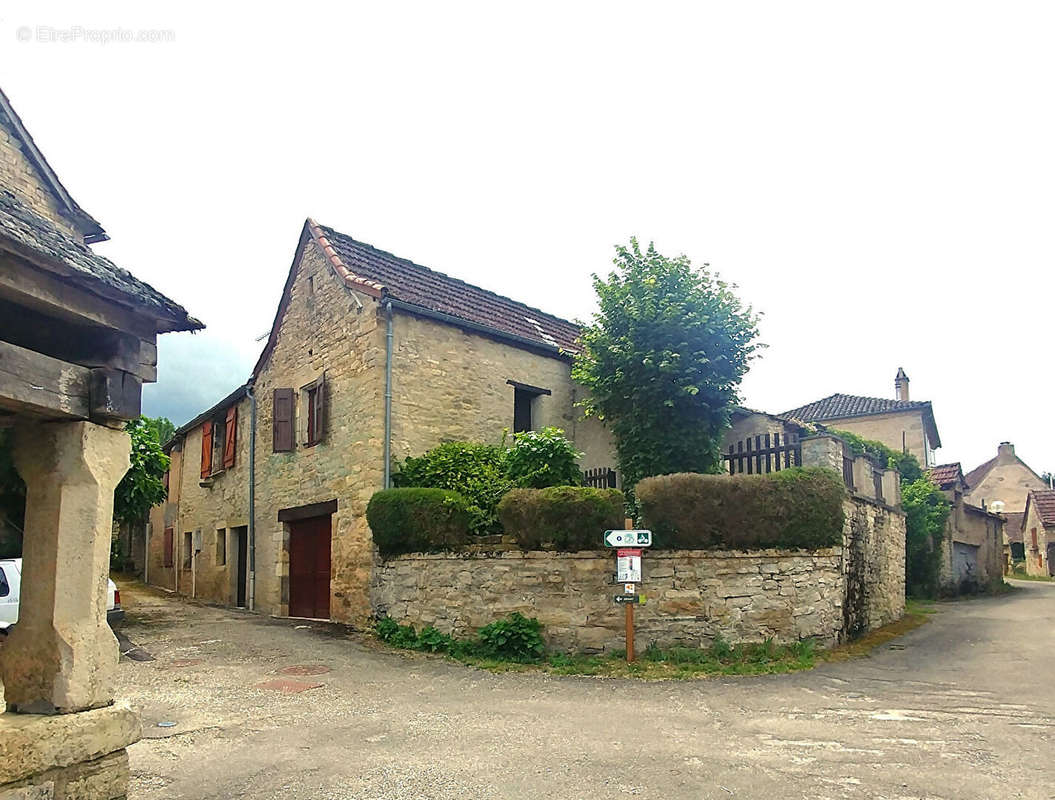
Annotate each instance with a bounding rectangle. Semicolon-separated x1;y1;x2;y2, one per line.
624;516;635;663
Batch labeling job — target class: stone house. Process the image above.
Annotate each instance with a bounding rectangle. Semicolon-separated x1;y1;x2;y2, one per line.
148;219;616;624
926;463;1004;592
1020;489;1055;577
782;368;941;467
964;442;1048;564
0;85;200;799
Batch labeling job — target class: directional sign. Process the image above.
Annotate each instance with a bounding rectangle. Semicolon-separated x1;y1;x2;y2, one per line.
604;529;652;548
614;594;646;605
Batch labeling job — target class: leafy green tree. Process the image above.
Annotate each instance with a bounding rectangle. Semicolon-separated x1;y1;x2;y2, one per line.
504;427;582;489
572;238;761;494
902;477;951;597
113;417;170;525
142;416;176;446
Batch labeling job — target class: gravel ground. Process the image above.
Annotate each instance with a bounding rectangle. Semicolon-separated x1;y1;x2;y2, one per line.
115;579;1055;800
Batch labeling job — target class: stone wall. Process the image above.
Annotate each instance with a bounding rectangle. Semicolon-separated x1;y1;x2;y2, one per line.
0;114;80;238
390;311;616;474
373;495;906;652
373;548;846;652
820;409;932;467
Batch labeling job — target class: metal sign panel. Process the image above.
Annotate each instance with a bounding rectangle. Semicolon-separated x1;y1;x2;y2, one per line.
604;530;652;548
616;548;642;583
614;594;646;605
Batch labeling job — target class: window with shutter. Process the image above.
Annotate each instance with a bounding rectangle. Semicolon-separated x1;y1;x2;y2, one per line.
200;421;213;478
303;373;328;446
163;528;174;568
223;405;238;468
273;388;295;451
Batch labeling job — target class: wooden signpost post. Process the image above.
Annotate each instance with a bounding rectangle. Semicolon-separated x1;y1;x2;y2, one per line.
604;520;652;663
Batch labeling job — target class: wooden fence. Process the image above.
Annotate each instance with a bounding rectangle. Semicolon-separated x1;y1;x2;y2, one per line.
723;433;801;475
583;467;618;489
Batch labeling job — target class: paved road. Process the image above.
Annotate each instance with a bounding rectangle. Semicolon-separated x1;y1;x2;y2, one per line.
116;580;1055;800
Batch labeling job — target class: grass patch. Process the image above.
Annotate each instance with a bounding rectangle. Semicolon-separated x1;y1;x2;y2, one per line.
821;607;932;662
1008;570;1054;583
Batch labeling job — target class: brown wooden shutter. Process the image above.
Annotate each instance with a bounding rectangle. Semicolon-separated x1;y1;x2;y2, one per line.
314;374;327;443
223;405;238;468
273;388;294;451
200;421;213;478
163;528;174;568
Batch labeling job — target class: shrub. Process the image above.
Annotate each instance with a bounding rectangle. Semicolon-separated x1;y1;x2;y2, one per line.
831;429;922;482
474;612;545;662
366;488;471;557
902;477;950;598
394;442;512;535
504;427;583;489
636;468;846;550
497;486;625;551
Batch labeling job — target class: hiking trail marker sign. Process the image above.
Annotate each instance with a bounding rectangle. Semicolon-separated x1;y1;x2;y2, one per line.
605;527;652;663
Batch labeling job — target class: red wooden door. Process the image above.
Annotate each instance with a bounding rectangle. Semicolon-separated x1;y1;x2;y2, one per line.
288;515;332;619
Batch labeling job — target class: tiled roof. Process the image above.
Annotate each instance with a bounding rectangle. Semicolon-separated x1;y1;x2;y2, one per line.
783;393;930;422
963;457;996;490
1027;490;1055;528
927;463;964;489
314;221;582;354
782;392;941;448
1003;512;1024;543
0;189;201;332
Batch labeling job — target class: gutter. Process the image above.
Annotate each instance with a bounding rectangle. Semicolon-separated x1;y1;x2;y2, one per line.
247;383;257;610
384;300;393;489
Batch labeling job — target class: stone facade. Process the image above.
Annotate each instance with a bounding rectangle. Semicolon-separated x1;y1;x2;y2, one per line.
146;393;252;606
1021;498;1053;577
964;442;1047;514
937;500;1004;593
821;409;934;468
373;495;905;652
149;227;617;625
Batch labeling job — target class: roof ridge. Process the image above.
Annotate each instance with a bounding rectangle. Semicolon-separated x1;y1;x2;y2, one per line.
318;222;580;332
306;218;384;297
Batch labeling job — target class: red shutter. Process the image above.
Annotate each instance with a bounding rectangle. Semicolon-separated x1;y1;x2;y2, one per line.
200;421;213;478
223;405;238;468
163;528;174;568
273;388;294;452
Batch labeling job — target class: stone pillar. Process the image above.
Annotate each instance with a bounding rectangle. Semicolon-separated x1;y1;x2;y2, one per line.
852;457;874;500
882;469;901;507
0;421;130;713
800;434;843;473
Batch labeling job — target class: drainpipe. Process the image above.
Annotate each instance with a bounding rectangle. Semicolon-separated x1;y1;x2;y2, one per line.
384;300;394;489
247;383;257;611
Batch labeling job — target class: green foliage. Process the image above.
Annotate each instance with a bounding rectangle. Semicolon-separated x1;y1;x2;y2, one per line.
0;429;24;558
394;441;512;535
504;427;583;489
142;416;176;446
572;238;762;494
113;417;170;525
636;468;846;550
474;612;545;662
497;486;624;551
366;488;471;557
831;429;921;482
374;612;545;663
901;478;951;598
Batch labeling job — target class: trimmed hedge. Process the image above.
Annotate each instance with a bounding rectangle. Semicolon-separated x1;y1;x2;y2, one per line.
498;486;625;551
367;488;471;557
636;468;846;550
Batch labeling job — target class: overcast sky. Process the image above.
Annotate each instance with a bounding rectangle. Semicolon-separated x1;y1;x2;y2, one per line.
2;2;1051;475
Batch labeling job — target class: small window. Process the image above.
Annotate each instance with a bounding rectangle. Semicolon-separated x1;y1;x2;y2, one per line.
0;566;9;598
183;532;193;569
211;418;226;471
216;528;227;566
1032;528;1039;550
508;380;551;434
300;374;327;446
163;528;174;568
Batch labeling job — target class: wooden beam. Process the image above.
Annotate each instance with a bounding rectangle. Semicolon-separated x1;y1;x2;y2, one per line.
89;368;141;422
0;339;89;420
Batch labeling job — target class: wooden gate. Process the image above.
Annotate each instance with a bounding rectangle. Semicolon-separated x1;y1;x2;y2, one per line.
724;433;801;475
288;515;332;619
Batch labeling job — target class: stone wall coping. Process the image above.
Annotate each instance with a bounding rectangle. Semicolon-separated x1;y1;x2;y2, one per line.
381;546;841;562
0;703;140;785
848;493;904;515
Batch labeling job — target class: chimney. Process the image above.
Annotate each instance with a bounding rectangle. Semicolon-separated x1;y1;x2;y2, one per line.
997;442;1015;463
894;367;910;402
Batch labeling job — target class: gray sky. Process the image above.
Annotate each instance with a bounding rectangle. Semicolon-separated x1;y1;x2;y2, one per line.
3;2;1052;475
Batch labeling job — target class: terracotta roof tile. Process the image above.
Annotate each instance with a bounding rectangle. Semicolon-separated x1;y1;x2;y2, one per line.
1027;490;1055;528
781;392;941;449
1003;512;1024;543
315;221;581;354
927;463;964;489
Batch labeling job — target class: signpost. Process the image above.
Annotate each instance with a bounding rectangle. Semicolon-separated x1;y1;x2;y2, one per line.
605;522;652;663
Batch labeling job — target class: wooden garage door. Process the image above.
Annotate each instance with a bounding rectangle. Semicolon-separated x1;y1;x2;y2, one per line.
288;515;332;619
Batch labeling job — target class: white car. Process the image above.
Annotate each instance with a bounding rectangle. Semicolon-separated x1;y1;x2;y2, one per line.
0;558;124;634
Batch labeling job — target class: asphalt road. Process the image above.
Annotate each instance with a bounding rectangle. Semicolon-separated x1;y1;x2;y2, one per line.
115;580;1055;800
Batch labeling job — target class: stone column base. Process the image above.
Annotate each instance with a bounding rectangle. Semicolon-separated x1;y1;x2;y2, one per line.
0;704;140;800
